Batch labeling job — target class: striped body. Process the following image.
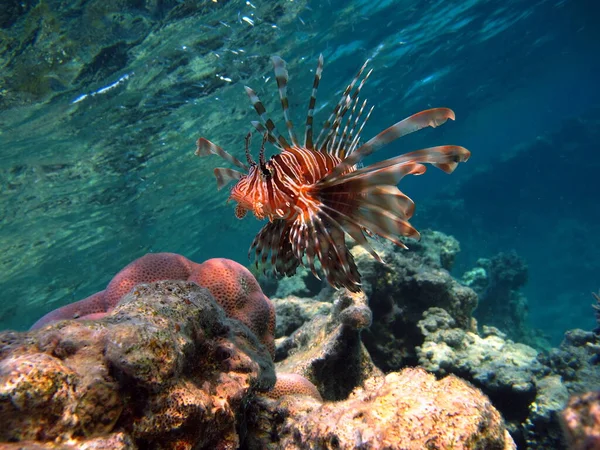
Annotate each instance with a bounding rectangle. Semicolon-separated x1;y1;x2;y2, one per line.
231;147;347;222
195;55;471;292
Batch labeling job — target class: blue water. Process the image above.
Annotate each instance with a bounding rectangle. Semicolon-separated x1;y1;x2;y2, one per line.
0;0;598;344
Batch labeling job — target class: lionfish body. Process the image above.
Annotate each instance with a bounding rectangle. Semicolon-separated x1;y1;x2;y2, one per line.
196;55;470;292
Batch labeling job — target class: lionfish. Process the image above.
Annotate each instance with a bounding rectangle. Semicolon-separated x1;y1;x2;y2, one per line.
195;55;470;292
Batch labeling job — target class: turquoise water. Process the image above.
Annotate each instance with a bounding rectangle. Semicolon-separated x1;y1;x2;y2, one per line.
0;0;597;343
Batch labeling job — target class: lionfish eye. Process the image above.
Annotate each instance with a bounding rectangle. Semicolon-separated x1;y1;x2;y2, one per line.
260;165;271;178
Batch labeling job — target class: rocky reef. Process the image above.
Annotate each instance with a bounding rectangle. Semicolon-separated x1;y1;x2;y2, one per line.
2;232;599;448
560;390;600;450
247;368;515;450
1;279;275;449
268;232;600;449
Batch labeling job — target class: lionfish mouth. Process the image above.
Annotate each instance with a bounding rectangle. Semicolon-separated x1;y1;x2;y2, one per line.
195;54;470;292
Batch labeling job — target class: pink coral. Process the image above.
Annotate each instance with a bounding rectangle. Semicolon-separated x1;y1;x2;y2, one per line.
189;258;275;357
561;391;600;450
31;253;275;356
265;373;323;402
104;252;194;307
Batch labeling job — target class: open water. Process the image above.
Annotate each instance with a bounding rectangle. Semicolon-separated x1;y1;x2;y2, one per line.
0;0;598;345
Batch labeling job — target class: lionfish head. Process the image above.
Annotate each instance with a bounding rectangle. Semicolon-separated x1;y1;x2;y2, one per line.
228;165;263;220
195;132;272;221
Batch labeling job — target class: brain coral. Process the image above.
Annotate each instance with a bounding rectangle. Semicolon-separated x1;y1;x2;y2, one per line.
265;373;323;402
104;252;194;307
190;258;276;357
31;253;275;357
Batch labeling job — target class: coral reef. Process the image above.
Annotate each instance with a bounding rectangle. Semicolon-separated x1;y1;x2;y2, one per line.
523;374;570;449
264;372;323;402
538;329;600;395
354;231;478;371
275;288;379;401
416;305;600;449
31;253;276;356
526;328;600;448
246;368;516;449
1;432;135;449
416;307;556;447
462;251;548;348
6;231;595;449
189;258;276;356
0;280;275;449
560;391;600;450
417;308;543;423
271;295;332;338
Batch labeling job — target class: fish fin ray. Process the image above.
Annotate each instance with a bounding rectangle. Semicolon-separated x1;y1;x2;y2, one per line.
195;137;248;170
323;108;458;180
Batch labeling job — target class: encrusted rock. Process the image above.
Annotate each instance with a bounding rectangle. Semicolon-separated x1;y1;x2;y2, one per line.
271;295;332;338
560;390;600;450
462;252;548;349
416;307;546;445
417;308;543;394
538;328;600;393
524;375;570;449
245;368;516;450
0;281;275;449
353;233;478;371
0;432;135;449
275;289;379;401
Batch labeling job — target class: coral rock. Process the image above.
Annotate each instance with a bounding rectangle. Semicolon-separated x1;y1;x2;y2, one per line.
0;353;79;442
0;432;135;449
189;258;276;357
271;295;332;338
352;233;478;372
1;280;275;449
246;368;516;450
538;328;600;393
560;391;600;450
276;289;380;401
265;373;323;402
31;254;276;357
417;307;546;446
524;375;570;449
